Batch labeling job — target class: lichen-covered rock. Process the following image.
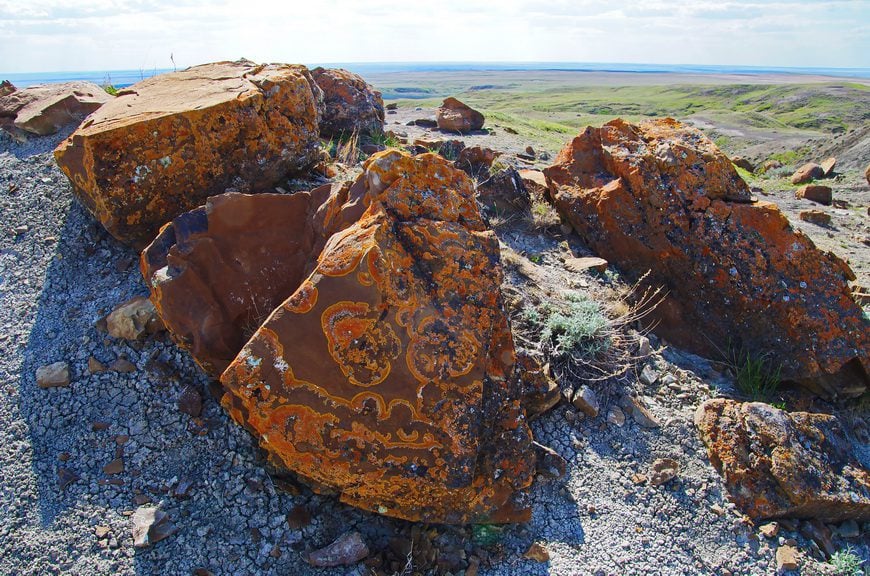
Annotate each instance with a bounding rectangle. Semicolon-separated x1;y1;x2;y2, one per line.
543;118;868;398
311;67;384;137
695;399;870;522
143;150;535;524
0;81;111;135
436;97;484;133
55;60;324;248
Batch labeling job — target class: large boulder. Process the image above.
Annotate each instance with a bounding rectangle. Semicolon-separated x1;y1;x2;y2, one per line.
791;162;824;184
0;81;111;135
311;67;384;138
695;399;870;522
543;118;868;399
55;60;324;248
436;97;484;133
142;150;536;524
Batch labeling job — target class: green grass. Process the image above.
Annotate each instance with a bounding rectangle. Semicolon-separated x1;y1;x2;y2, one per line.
829;547;864;576
728;347;782;403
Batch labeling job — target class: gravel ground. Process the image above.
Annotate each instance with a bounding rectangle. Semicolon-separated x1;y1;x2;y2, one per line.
1;128;867;576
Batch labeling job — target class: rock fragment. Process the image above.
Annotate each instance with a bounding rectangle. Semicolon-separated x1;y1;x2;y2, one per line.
819;157;836;176
795;184;832;206
523;542;550;562
131;506;176;548
775;545;799;571
0;80;15;97
54;60;324;247
571;385;599;417
311;67;384;137
0;81;111;135
436;97;484;133
564;256;608;274
305;531;369;568
104;296;164;341
543;118;868;398
177;385;202;417
798;210;831;226
649;458;679;486
477;167;530;213
695;399;870;522
791;162;824;184
36;361;70;388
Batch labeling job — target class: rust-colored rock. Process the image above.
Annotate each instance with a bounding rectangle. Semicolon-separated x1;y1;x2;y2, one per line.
436;97;484;133
695;399;870;522
311;67;384;137
543;118;868;398
799;209;831;226
0;81;111;135
456;145;499;177
55;60;323;248
791;162;824;184
143;150;536;524
820;157;836;176
795;184;832;206
518;169;548;198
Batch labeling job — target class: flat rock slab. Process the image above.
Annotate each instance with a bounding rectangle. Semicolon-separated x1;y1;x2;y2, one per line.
543;118;868;398
54;60;323;248
0;81;111;135
695;399;870;523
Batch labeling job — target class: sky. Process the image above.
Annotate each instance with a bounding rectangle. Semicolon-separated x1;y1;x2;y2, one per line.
1;0;868;73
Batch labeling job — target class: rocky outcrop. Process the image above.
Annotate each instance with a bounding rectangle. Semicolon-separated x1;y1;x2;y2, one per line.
55;60;323;248
142;150;536;524
311;67;384;137
436;97;484;133
543;118;868;398
0;81;111;135
695;399;870;522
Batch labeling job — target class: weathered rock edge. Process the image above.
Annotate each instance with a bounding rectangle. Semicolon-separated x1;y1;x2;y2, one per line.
142;150;536;524
543;118;868;399
55;60;324;248
695;399;870;522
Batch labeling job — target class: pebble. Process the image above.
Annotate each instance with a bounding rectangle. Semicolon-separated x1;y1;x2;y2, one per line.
572;385;599;417
36;361;70;388
607;406;626;427
523;542;549;562
775;545;799;571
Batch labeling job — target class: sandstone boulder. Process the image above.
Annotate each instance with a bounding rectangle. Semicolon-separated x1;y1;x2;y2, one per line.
695;399;870;522
436;97;484;133
55;60;324;248
311;67;384;138
798;210;831;226
543;118;868;398
820;157;836;176
0;81;111;135
791;162;824;184
795;184;832;205
143;150;536;524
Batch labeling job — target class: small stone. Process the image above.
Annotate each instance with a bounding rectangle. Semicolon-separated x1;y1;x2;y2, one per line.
57;467;79;490
775;545;799;571
177;385;203;417
622;395;660;428
524;145;536;157
564;256;608;274
109;358;136;373
91;421;109;431
533;442;567;479
649;458;679;486
131;506;177;548
88;357;107;374
631;473;648;485
639;364;659;386
94;525;111;538
607;406;625;427
103;458;124;475
572;385;599;417
305;531;369;568
710;504;725;516
798;210;831;226
103;296;164;341
523;542;549;563
759;522;779;539
36;361;70;388
637;335;652;357
173;478;194;500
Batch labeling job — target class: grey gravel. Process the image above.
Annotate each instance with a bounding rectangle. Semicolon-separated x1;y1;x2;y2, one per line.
1;128;867;576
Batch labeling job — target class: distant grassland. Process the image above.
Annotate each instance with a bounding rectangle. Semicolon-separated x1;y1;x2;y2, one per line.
370;71;870;149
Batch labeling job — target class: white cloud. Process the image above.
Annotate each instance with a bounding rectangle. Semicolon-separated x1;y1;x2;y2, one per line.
0;0;867;72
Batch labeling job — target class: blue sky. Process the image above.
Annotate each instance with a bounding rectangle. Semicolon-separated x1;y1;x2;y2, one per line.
1;0;868;73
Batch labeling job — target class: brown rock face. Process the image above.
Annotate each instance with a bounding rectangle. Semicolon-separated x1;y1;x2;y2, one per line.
795;184;832;205
142;150;535;524
436;97;485;133
820;157;836;176
0;81;111;135
543;118;868;398
798;209;831;226
55;60;324;248
695;399;870;522
311;67;384;137
791;162;824;184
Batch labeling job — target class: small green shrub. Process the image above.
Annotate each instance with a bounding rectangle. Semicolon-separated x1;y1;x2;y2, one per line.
369;131;402;149
540;292;611;358
829;547;863;576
